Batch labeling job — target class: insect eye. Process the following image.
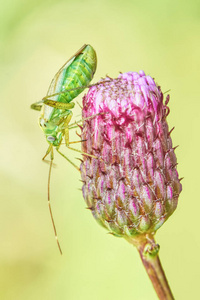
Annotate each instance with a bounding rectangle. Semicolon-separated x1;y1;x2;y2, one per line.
47;136;56;142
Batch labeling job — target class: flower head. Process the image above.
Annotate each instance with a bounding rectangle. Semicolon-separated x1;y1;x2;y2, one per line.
80;71;182;239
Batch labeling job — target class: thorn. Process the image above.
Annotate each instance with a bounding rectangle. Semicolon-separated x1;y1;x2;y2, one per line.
76;131;81;138
107;232;113;235
107;232;121;237
179;177;184;181
173;145;179;151
105;74;112;79
76;157;84;162
165;94;170;105
86;206;93;210
172;163;178;168
76;123;83;130
168;127;175;136
164;106;170;117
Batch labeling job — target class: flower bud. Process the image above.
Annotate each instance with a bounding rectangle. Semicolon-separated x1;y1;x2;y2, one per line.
80;71;182;239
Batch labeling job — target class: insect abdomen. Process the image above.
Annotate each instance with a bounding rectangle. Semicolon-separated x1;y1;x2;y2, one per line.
59;45;97;103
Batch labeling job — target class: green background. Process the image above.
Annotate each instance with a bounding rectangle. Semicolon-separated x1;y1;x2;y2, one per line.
1;0;199;299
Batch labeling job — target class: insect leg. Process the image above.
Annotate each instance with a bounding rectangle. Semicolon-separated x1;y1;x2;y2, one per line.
30;97;75;111
42;144;52;161
68;112;106;130
63;113;98;160
43;99;75;110
30;101;43;111
47;147;62;254
56;148;80;171
63;112;73;147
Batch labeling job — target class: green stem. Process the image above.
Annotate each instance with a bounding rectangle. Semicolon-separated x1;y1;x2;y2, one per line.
126;234;174;300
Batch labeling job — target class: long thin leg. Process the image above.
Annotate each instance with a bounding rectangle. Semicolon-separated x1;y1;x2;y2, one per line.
68;112;106;130
43;99;75;110
47;147;62;255
60;137;98;159
42;145;52;161
68;140;86;145
56;148;80;171
67;145;98;159
63;114;98;160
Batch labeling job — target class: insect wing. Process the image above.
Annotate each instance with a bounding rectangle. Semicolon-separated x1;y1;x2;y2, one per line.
46;44;88;100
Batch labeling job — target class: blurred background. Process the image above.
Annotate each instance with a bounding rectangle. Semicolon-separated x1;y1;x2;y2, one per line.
0;0;199;299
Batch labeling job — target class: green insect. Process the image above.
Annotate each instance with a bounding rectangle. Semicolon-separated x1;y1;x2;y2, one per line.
31;44;97;254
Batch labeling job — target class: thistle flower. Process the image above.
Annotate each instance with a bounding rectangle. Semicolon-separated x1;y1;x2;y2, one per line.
80;71;182;299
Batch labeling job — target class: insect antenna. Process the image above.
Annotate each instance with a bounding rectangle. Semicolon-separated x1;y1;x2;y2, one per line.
42;79;118;101
48;150;62;255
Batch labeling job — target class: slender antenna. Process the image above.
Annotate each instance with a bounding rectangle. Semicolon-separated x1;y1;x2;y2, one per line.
48;151;62;255
42;79;117;101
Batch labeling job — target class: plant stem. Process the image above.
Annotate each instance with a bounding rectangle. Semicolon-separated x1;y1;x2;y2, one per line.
126;234;174;300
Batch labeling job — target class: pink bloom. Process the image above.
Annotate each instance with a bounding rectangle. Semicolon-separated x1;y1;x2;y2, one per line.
80;71;182;238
